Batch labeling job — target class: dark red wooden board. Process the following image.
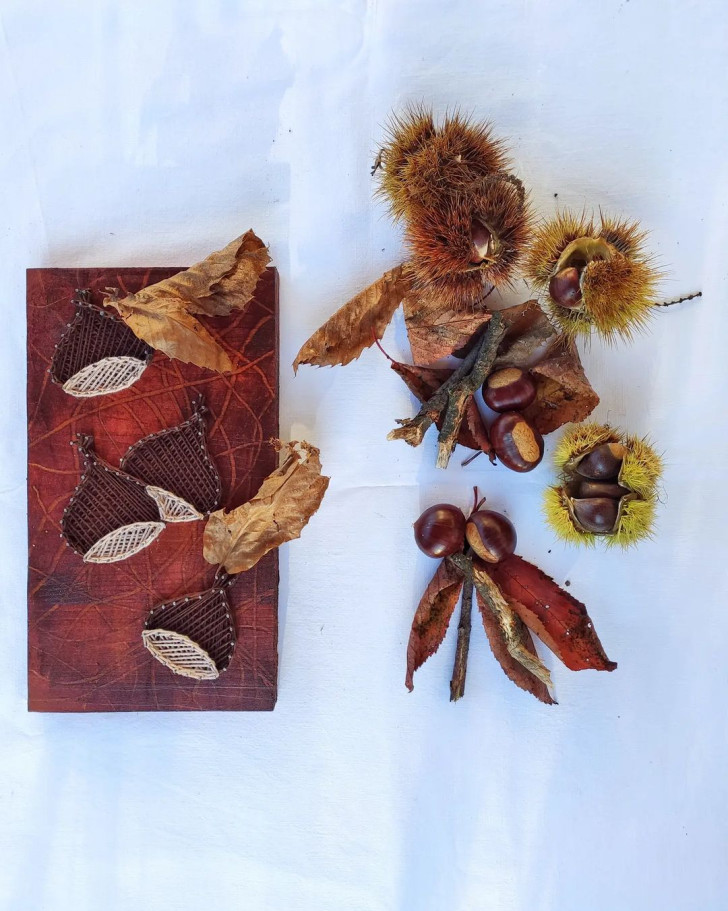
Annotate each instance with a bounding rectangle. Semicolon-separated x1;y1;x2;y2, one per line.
27;266;279;712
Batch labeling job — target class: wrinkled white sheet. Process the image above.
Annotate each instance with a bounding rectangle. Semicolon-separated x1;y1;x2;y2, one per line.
1;1;727;909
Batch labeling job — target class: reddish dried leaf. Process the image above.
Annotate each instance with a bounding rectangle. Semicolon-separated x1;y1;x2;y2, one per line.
403;286;492;364
390;361;492;455
475;590;555;704
486;555;617;672
406;559;464;691
293;265;413;370
492;301;599;435
523;342;600;435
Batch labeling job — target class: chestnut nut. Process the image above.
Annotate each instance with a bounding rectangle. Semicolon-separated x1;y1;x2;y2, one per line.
465;510;516;564
491;411;544;473
575;479;630;500
572;497;619;534
414;503;466;558
483;366;537;413
549;266;582;309
575;442;627;481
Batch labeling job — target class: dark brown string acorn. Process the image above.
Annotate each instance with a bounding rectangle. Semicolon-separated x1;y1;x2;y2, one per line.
409;489;616;703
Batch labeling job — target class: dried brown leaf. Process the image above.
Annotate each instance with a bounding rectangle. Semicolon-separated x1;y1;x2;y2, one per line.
475;589;555;704
406;559;464;691
403;286;491;364
493;300;599;435
293;265;413;371
105;231;270;371
486;555;617;672
203;440;329;574
522;342;600;435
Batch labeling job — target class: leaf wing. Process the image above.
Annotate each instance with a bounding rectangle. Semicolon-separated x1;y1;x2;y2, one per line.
293;265;412;370
486;555;617;672
203;441;329;574
406;559;464;691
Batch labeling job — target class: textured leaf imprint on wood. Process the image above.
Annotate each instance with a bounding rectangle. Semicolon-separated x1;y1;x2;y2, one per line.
27;266;279;712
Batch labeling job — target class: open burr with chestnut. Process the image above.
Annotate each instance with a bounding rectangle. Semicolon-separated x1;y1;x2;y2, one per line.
544;423;663;546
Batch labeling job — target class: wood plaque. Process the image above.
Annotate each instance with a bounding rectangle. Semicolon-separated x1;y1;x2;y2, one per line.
27;266;279;711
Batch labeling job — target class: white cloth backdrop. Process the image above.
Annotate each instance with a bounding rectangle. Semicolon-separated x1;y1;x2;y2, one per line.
1;1;727;909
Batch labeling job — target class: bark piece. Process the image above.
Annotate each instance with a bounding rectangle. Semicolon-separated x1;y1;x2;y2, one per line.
475;589;555;704
390;360;492;455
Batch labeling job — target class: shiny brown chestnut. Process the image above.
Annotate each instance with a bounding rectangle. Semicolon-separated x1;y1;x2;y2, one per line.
572;497;619;534
465;510;517;563
414;503;466;558
483;367;537;413
491;411;544;473
576;480;630;499
575;442;627;480
549;266;582;309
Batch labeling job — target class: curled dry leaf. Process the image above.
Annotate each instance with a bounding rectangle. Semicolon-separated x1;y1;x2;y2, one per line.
493;300;599;435
203;440;329;575
104;231;270;372
390;360;492;456
403;285;492;365
475;589;555;704
406;558;464;692
293;265;413;371
486;555;617;672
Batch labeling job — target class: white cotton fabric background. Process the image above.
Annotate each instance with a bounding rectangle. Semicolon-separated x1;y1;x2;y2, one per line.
1;1;727;909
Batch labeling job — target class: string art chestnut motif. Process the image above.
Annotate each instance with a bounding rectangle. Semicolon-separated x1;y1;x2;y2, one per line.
120;397;222;523
50;290;153;397
61;434;164;563
142;571;238;680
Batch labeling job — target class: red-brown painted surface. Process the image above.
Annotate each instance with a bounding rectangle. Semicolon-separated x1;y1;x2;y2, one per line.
27;266;279;711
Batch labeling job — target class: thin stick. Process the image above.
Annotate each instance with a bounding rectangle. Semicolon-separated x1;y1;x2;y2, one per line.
655;291;702;307
450;577;474;702
461;450;482;467
388;311;506;469
436;312;506;468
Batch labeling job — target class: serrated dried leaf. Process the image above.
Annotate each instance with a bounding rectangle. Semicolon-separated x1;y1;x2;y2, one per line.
104;231;270;371
403;286;492;364
293;265;412;371
492;300;599;435
406;559;464;692
390;361;491;454
203;440;329;574
494;300;558;368
522;342;600;435
475;589;555;704
486;555;617;672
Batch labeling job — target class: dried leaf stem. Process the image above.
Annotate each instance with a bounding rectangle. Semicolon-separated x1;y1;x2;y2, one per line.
448;551;553;690
388;310;506;468
449;576;473;702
